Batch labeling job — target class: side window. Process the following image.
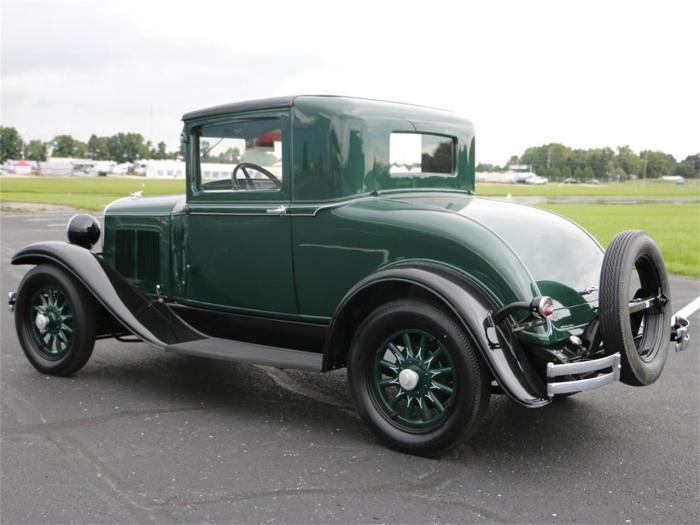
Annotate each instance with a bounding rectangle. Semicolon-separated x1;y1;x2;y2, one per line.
389;132;456;176
196;118;283;192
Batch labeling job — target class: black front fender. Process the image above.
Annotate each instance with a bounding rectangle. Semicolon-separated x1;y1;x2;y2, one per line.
12;242;202;349
325;261;549;407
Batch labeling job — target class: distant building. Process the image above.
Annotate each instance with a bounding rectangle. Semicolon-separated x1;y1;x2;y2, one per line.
144;160;186;178
508;164;532;172
476;170;547;185
143;159;240;180
476;171;518;183
12;160;33;174
661;175;685;185
39;158;76;176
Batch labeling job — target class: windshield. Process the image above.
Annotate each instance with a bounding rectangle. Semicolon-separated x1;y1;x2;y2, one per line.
196;119;283;192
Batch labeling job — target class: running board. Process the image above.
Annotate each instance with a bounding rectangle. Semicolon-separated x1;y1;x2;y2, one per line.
165;338;323;371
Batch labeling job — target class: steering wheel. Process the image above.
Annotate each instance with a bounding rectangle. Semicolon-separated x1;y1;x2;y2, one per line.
232;163;281;190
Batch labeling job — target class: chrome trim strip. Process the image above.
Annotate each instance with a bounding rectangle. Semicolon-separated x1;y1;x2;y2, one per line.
546;353;621;397
547;370;618;396
546;353;620;378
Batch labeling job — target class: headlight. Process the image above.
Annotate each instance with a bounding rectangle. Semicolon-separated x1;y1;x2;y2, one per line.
66;214;101;249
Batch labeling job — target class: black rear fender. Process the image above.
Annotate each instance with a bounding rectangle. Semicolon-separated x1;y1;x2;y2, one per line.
325;262;549;407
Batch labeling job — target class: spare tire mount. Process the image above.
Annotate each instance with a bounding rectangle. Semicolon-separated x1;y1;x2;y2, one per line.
598;230;671;386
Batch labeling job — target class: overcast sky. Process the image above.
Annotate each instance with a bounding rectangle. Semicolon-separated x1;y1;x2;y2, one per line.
1;0;698;164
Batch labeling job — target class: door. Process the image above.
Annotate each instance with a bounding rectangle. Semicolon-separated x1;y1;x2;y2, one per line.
183;111;297;316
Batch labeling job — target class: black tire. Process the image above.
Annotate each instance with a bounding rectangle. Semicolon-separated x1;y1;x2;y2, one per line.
599;230;671;386
347;299;490;457
14;264;96;376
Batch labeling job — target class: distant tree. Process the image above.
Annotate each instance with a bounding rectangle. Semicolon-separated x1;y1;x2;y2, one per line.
674;154;700;178
519;145;548;173
684;153;700;171
584;147;614;179
614;145;641;177
541;167;561;180
582;166;595;180
567;149;587;174
51;134;87;158
107;132;150;163
50;135;74;157
0;126;24;161
149;141;169;160
641;150;676;178
506;155;519;166
476;162;503;172
422;142;454;173
610;166;627;181
574;167;585;180
88;135;110;160
73;140;88;158
26;140;47;162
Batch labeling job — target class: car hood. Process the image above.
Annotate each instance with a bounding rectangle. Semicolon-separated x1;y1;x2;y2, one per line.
104;194;186;216
385;192;604;330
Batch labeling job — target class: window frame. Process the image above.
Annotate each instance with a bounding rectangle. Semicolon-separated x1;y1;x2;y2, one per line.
389;131;458;177
186;109;291;204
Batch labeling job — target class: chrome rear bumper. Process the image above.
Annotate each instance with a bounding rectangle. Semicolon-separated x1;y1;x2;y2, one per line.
671;315;690;352
546;353;621;397
8;292;16;312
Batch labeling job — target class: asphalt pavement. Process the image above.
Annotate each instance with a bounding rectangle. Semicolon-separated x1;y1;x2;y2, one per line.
1;211;698;524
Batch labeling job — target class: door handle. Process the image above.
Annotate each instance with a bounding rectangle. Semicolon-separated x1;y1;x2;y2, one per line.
266;205;287;216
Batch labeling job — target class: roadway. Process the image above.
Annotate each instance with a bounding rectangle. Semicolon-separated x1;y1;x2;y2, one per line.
1;211;698;524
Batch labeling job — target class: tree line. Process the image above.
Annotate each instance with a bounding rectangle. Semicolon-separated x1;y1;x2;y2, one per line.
2;126;698;179
0;126;181;164
477;143;700;180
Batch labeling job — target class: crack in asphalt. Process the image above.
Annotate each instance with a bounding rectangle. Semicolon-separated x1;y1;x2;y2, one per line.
43;432;177;524
160;463;512;524
2;404;227;437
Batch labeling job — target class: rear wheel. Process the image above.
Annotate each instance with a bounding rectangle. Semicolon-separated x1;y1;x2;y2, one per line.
15;264;96;376
347;299;489;456
599;230;671;386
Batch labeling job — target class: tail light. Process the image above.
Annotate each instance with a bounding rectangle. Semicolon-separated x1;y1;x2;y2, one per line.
534;296;555;318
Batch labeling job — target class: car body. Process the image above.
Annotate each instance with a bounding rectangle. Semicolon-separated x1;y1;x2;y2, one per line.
9;96;690;455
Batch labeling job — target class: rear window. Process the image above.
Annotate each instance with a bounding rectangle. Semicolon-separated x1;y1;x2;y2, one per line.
390;133;455;176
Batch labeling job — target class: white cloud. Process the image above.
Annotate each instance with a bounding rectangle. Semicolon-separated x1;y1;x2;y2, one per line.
1;0;698;163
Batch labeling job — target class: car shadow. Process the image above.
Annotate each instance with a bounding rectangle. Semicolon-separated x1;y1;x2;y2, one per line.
70;344;632;466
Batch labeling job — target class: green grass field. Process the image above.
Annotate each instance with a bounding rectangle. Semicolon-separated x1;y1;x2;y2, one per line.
2;177;699;210
2;176;698;278
539;203;699;278
478;179;700;197
0;176;185;210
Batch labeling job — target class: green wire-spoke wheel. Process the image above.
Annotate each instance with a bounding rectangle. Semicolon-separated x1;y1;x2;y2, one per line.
348;299;490;457
14;264;96;376
372;329;457;430
29;287;74;359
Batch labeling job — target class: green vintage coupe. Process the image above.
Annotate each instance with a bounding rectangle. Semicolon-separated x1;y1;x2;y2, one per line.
9;96;690;456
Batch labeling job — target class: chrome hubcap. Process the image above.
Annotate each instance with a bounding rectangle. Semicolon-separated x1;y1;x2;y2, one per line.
35;313;49;331
398;368;420;391
372;329;458;430
29;287;73;358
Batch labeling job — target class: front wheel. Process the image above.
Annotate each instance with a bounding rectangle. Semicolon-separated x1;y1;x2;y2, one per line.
347;299;490;456
14;264;96;376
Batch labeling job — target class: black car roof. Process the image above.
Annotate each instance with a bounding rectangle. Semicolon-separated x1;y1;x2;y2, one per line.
182;96;296;121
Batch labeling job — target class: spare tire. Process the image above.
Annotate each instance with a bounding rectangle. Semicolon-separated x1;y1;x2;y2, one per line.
599;230;671;386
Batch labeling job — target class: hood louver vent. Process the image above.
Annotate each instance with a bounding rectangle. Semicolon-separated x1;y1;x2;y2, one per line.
115;229;160;282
